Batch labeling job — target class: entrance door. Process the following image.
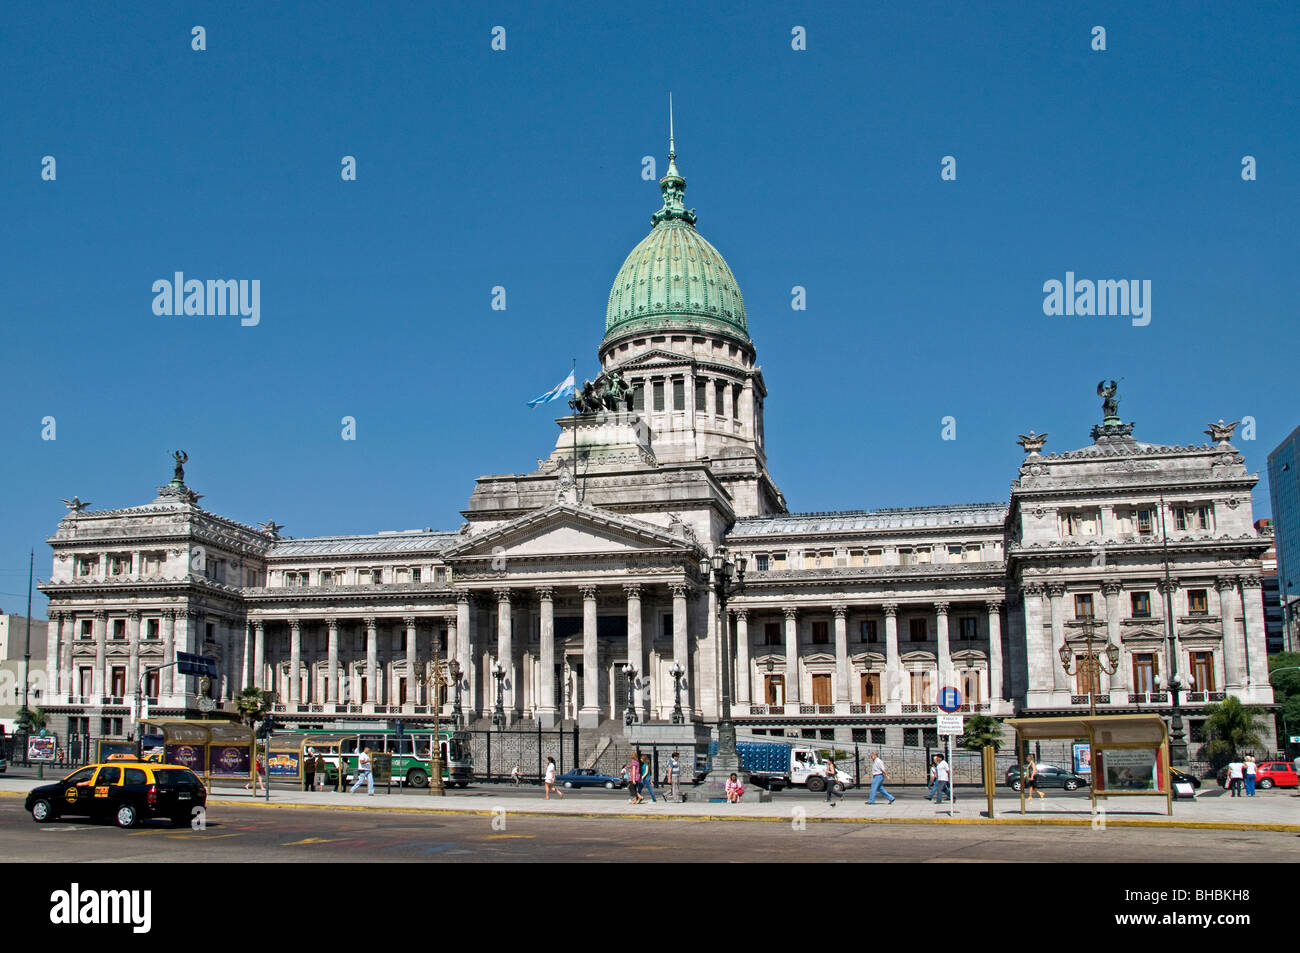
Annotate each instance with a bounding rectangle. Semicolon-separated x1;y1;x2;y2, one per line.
860;673;881;706
811;674;832;707
764;674;785;705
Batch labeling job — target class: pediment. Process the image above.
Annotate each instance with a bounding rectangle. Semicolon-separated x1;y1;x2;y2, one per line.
900;650;936;663
442;502;697;563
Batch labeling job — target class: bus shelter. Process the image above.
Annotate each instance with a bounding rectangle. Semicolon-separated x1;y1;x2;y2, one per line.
139;719;257;789
1004;714;1172;817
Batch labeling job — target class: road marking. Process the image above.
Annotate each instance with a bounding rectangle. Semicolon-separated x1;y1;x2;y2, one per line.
282;837;342;846
628;845;669;850
168;832;242;840
484;834;535;840
39;826;92;833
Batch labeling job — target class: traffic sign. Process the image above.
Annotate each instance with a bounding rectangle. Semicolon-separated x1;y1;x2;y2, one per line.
937;714;964;735
176;651;218;678
938;687;962;712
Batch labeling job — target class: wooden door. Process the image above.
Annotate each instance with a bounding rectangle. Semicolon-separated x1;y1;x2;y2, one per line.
812;674;832;706
764;674;785;705
860;673;881;706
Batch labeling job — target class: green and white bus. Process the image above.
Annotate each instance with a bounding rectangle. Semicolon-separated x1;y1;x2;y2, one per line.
287;728;474;788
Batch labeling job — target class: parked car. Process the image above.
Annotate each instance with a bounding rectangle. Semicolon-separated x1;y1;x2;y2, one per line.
1005;763;1088;791
1254;761;1299;789
555;768;625;790
26;761;206;828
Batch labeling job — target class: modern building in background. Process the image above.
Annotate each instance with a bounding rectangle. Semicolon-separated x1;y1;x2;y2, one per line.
1255;520;1285;654
1267;427;1300;653
35;136;1278;751
0;614;49;734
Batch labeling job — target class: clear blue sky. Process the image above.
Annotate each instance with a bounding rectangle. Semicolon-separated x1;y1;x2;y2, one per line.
2;1;1296;614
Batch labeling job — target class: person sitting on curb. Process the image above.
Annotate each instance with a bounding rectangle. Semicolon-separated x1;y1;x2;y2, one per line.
725;773;744;803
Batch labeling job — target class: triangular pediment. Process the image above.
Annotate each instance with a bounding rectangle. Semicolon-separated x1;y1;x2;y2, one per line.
442;502;698;563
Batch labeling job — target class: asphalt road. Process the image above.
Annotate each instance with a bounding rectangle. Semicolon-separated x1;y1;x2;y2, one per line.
2;798;1295;863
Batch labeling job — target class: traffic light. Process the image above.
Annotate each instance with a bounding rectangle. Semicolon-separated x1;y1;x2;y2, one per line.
259;714;276;739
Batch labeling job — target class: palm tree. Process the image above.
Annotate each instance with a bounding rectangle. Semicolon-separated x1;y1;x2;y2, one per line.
1201;697;1267;768
235;687;269;727
958;714;1005;752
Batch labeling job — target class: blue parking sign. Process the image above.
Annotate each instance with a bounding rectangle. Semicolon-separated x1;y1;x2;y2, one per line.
938;687;962;712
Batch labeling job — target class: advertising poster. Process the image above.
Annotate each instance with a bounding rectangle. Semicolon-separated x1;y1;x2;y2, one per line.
1098;748;1159;791
28;736;56;762
1072;742;1092;775
209;745;251;778
165;744;206;773
266;749;301;779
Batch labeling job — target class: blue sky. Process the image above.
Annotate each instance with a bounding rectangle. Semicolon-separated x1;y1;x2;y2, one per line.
1;1;1296;613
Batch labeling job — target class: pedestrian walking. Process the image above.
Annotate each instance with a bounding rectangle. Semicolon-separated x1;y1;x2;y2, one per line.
823;758;842;805
349;747;374;795
543;756;565;799
627;753;644;804
931;754;952;803
1025;754;1045;800
314;753;328;792
725;773;744;803
1244;755;1257;796
639;755;658;803
927;755;940;800
303;748;316;792
668;751;682;802
1227;759;1244;797
244;755;266;794
867;751;895;804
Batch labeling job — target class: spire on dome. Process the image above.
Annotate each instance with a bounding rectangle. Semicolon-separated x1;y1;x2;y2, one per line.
653;93;696;226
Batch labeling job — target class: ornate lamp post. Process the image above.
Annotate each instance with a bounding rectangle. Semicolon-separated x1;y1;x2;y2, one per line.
698;546;748;796
1158;673;1189;768
419;647;453;797
448;658;463;729
491;660;506;730
622;663;638;727
669;662;685;725
1058;619;1120;717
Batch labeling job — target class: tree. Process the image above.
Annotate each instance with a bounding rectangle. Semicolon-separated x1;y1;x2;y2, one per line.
16;706;47;732
1201;696;1268;768
1267;653;1300;754
235;687;269;727
958;714;1005;752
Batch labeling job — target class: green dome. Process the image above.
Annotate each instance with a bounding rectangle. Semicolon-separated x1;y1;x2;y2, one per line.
603;143;749;345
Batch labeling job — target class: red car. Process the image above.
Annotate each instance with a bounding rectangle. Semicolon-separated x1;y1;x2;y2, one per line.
1254;762;1299;789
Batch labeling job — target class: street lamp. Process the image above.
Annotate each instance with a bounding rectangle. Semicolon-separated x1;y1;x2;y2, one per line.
669;662;685;725
622;663;638;727
1158;672;1189;768
696;546;748;798
419;647;453;797
491;660;506;730
1058;619;1120;717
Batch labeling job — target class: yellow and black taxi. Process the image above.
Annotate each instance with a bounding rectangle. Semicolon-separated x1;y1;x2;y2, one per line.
26;761;207;828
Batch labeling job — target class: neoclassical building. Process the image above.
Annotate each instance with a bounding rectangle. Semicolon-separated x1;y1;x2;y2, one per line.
38;136;1276;749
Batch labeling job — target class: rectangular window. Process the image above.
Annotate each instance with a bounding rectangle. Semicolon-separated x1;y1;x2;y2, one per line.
144;670;160;697
948;545;964;561
771;553;787;570
111;619;126;640
764;622;782;646
1131;592;1151;618
110;667;126;697
871;728;887;745
695;379;707;412
633;384;645;412
733;384;743;418
1075;656;1101;695
959;617;978;640
852;728;867;743
867;549;882;567
1174;505;1213;532
909;618;928;641
434;568;448;583
811;674;832;706
663;614;674;638
411;568;421;583
755;555;769;572
861;620;878;643
1074;594;1095;618
922;728;938;747
1190;651;1215;692
396;568;411;583
672;378;685;410
849;549;864;567
80;620;93;639
915;548;931;564
764;674;785;705
145;618;160;640
1132;653;1158;694
812;621;829;644
715;381;725;415
1188;589;1208;616
652;381;664;411
1136;508;1156;535
77;557;96;576
903;728;919;747
860;673;881;705
373;569;384;585
909;670;932;703
320;570;334;586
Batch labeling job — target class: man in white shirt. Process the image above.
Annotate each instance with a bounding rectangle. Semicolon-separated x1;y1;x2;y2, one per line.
1227;759;1244;797
867;752;896;805
931;755;952;803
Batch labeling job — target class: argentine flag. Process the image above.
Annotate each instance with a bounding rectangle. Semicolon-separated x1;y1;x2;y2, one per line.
527;369;575;408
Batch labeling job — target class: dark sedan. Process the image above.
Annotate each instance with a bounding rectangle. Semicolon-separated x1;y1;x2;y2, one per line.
26;762;207;828
1005;763;1089;792
555;768;625;789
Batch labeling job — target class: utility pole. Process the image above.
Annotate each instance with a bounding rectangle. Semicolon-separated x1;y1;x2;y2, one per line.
20;549;34;731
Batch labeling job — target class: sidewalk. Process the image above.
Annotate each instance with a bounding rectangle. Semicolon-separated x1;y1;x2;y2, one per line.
3;777;1294;831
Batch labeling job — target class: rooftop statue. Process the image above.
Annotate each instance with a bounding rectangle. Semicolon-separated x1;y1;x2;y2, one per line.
1097;381;1121;423
60;496;91;513
1204;419;1240;446
1016;431;1048;455
171;450;189;485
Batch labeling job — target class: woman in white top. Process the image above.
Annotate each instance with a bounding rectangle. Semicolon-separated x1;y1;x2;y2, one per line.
1244;755;1257;797
543;756;565;800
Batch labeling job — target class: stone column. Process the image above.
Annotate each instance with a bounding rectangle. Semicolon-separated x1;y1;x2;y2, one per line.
364;617;378;705
580;584;599;728
833;605;849;706
624;584;643;720
1156;579;1180;684
495;589;513;721
92;610;107;697
163;611;177;695
442;613;458;714
288;620;302;704
251;620;264;693
59;614;74;698
456;591;473;717
670;583;691;713
1216;577;1243;689
45;610;61;699
934;601;952;689
782;606;801;706
126;610;141;702
323;618;338;704
1101;582;1125;695
986;600;1004;703
884;603;900;711
1047;584;1068;693
403;616;418;709
734;609;751;706
239;622;251;693
1240;576;1268;694
537;588;556;727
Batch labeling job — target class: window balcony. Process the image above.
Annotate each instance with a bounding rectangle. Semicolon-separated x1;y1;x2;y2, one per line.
1071;694;1111;705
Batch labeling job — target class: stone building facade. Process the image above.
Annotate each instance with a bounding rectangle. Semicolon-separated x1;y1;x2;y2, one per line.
37;138;1277;748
